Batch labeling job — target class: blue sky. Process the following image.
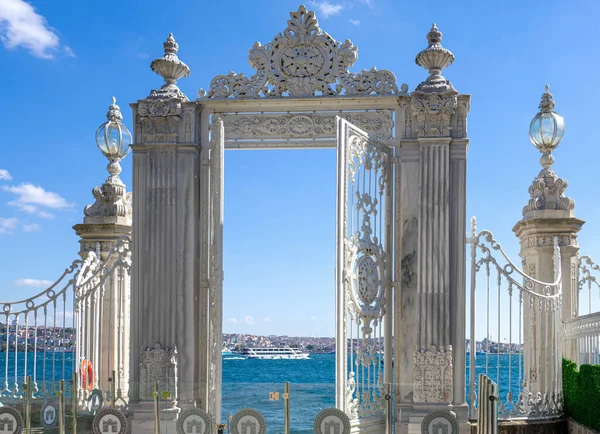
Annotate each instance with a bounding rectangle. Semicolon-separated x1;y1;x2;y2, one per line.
0;0;599;339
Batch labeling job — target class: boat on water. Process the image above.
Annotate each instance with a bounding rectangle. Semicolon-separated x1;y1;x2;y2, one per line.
222;347;233;356
241;347;309;360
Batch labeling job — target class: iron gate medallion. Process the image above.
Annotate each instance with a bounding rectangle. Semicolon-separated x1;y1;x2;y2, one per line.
176;407;213;434
92;408;127;434
41;401;59;429
230;409;266;434
314;408;351;434
0;407;23;434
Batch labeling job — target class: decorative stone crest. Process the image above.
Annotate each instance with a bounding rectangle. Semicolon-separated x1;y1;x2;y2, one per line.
411;24;457;138
139;343;178;401
200;5;406;99
413;346;453;403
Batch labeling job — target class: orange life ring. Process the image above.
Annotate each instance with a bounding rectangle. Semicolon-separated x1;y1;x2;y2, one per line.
80;359;94;391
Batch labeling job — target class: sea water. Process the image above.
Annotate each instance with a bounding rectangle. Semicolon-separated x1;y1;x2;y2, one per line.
222;353;523;433
0;353;522;433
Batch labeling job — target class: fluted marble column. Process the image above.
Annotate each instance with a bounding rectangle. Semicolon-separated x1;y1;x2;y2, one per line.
395;24;470;434
128;35;207;433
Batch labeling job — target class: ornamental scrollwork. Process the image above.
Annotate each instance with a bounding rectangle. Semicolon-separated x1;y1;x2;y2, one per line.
411;92;457;138
523;168;575;217
84;184;132;219
222;110;393;141
200;6;406;99
413;346;453;403
139;343;178;401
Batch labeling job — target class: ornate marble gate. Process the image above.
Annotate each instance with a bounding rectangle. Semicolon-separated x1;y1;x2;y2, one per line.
129;5;470;434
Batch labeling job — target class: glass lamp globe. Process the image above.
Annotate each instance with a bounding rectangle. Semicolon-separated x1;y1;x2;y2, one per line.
95;97;132;161
528;86;565;151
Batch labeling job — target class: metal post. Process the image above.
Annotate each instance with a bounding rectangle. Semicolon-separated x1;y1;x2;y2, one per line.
72;372;78;434
23;375;31;434
153;383;160;434
468;217;477;420
58;380;65;434
111;370;116;408
385;383;392;434
283;382;290;434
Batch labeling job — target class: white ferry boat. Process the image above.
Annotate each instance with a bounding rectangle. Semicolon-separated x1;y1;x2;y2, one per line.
242;347;309;360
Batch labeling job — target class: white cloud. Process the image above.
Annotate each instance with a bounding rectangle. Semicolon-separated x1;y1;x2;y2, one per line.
2;183;72;218
310;316;316;320
244;316;256;324
0;217;19;234
22;223;40;232
0;169;11;180
358;0;374;8
349;18;361;26
311;1;343;18
14;278;52;288
259;317;271;323
227;318;238;324
64;45;75;57
0;0;68;59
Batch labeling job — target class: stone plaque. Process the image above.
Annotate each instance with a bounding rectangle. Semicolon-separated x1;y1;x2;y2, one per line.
314;408;351;434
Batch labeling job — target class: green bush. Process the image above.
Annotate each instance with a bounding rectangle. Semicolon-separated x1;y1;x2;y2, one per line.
562;358;600;431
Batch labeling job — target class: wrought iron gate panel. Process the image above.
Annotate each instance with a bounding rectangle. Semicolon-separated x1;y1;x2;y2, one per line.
208;117;225;420
336;117;392;421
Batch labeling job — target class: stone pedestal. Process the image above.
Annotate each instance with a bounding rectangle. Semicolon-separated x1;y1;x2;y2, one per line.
394;24;470;434
73;98;133;401
513;86;584;399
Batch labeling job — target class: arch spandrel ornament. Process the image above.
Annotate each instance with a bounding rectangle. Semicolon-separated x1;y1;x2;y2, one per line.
198;5;407;99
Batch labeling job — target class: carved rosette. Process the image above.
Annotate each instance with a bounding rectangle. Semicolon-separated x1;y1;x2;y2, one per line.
139;343;178;401
200;6;406;99
413;346;453;403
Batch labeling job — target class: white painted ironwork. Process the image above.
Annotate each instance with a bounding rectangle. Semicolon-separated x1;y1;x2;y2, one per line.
336;117;392;422
468;217;562;420
564;255;600;366
0;237;130;410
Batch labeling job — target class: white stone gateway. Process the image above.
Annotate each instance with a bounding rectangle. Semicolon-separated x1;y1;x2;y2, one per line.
128;5;470;434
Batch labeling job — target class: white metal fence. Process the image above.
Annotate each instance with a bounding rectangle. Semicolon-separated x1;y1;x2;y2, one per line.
468;217;562;420
563;255;600;366
0;237;130;410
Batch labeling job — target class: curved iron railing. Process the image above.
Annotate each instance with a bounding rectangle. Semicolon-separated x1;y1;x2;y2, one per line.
468;217;562;421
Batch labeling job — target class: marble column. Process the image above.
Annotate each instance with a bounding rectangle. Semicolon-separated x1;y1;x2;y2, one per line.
394;24;470;434
128;34;206;432
73;97;133;402
513;87;584;398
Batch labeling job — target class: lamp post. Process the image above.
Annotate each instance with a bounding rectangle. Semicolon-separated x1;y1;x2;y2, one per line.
528;85;565;175
95;97;132;186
